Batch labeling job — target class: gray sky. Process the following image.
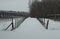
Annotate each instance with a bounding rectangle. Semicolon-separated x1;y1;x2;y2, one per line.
0;0;29;12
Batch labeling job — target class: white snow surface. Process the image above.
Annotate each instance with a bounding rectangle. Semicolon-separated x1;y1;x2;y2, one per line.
0;17;60;39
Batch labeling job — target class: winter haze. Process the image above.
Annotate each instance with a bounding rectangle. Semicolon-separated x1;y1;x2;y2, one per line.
0;0;60;39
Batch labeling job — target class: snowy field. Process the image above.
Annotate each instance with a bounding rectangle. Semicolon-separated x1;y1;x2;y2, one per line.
0;17;60;39
0;17;60;31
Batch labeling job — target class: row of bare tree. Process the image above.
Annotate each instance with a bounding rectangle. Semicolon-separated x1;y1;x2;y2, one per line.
30;0;60;20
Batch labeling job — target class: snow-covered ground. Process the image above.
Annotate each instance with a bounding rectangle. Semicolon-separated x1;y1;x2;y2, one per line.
13;17;60;31
1;17;60;31
0;17;60;39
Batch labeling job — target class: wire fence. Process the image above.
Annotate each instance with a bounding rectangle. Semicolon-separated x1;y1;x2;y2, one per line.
0;17;26;31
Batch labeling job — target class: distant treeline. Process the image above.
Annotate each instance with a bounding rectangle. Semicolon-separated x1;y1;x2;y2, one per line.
0;10;29;18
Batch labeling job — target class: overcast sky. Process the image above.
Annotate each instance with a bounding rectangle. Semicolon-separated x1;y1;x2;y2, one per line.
0;0;29;12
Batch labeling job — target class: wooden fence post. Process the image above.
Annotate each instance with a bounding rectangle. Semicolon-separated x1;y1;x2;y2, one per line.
46;19;49;29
